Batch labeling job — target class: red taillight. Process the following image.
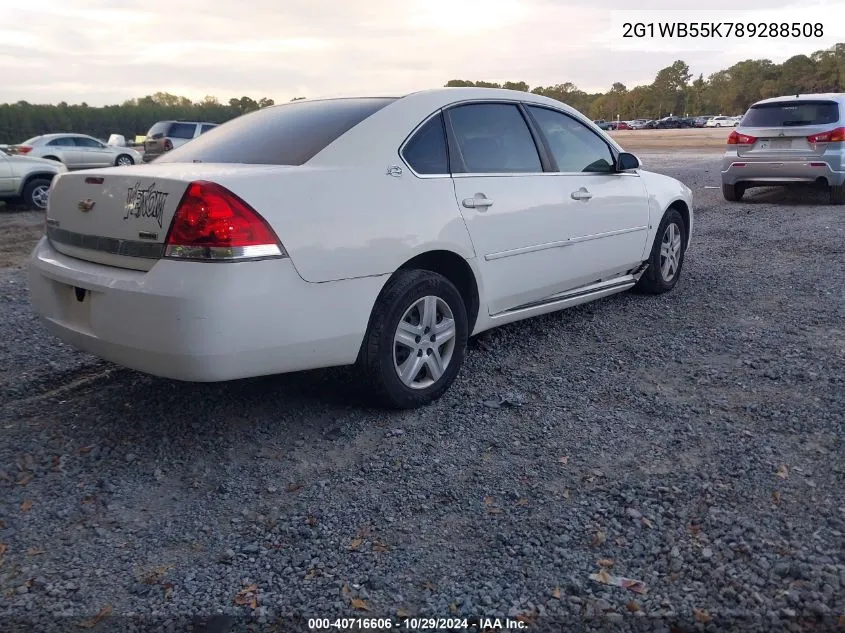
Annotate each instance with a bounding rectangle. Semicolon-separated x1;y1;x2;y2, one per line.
15;145;32;154
807;127;845;143
163;181;286;261
727;131;756;145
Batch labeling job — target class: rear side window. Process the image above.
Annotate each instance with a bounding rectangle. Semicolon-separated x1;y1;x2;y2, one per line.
447;103;542;174
168;123;197;139
402;114;448;175
47;137;76;147
741;101;840;127
199;124;217;134
156;98;397;166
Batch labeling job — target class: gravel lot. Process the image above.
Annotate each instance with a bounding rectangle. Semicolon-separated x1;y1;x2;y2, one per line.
0;153;843;632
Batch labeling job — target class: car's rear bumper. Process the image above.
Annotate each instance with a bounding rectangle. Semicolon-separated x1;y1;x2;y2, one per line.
27;237;386;381
721;159;845;187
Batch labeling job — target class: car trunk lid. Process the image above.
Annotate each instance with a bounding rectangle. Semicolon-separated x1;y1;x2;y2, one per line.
734;99;841;159
45;163;282;271
735;124;833;158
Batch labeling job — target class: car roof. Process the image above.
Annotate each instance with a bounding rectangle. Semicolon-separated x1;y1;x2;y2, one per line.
38;133;94;139
751;93;845;106
272;88;595;121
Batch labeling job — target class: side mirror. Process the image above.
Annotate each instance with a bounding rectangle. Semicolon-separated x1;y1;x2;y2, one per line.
617;152;640;171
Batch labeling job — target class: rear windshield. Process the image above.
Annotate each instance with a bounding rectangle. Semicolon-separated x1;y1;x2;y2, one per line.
155;98;398;166
741;101;840;127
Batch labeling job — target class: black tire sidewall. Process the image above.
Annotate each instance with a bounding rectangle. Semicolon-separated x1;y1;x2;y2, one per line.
366;271;468;408
23;178;52;211
643;209;686;293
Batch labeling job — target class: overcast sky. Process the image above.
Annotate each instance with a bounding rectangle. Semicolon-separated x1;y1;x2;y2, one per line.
0;0;842;106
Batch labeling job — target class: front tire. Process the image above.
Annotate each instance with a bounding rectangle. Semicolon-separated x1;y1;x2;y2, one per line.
23;178;52;211
634;208;686;295
358;269;468;409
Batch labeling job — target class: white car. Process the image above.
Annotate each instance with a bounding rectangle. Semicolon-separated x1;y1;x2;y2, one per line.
705;116;733;128
28;88;693;408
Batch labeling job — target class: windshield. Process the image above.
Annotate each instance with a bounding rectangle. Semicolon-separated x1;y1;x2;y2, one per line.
155;98;397;166
741;101;840;127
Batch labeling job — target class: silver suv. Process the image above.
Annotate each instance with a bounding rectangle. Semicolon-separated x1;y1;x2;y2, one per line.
721;93;845;204
142;120;218;162
0;146;67;210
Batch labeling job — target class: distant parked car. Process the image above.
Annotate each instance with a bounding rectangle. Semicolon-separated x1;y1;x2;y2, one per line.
693;116;714;127
654;117;693;129
705;116;733;128
628;119;648;129
13;134;142;170
609;121;632;130
0;146;67;210
143;120;219;162
721;92;845;204
592;119;613;131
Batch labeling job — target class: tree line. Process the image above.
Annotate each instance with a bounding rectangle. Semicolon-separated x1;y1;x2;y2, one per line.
447;43;844;121
0;43;842;143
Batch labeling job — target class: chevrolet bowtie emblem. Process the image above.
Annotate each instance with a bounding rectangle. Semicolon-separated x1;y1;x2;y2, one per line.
78;199;95;212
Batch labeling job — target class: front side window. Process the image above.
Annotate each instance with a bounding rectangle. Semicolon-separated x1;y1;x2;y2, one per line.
447;103;542;174
527;106;614;173
402;113;448;175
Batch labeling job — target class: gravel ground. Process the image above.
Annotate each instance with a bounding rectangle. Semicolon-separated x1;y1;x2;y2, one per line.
0;153;843;632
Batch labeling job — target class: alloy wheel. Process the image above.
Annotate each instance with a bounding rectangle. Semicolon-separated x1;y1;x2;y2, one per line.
659;222;683;282
393;295;457;389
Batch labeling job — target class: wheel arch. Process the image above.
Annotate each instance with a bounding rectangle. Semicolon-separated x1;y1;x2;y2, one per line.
394;249;481;334
667;199;691;246
20;171;58;196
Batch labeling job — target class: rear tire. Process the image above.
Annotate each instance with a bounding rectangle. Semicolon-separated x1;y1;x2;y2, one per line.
358;269;468;409
115;154;134;167
23;178;52;211
634;208;686;295
722;183;745;202
830;184;845;205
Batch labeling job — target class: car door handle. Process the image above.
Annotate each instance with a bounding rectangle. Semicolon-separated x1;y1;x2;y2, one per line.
570;188;592;201
462;195;494;210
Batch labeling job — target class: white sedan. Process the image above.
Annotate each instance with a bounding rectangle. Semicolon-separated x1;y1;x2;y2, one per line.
28;88;693;408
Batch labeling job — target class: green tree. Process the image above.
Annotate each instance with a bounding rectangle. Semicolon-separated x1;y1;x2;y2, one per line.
651;60;692;117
